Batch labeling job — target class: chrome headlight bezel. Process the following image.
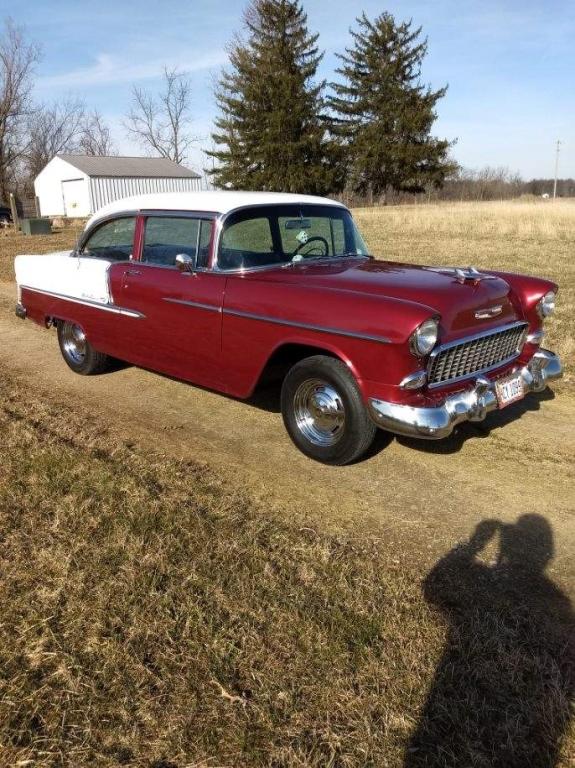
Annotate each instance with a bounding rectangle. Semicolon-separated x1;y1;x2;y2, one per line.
537;291;556;319
410;318;439;357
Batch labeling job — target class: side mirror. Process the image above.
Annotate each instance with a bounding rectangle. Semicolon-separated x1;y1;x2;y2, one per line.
175;253;197;273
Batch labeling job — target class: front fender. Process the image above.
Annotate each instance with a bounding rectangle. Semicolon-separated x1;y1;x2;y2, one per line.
221;277;438;399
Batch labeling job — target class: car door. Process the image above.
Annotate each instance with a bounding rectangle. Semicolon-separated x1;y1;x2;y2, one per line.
62;215;140;360
111;213;225;389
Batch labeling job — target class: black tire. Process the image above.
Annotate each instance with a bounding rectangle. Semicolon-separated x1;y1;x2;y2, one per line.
57;320;112;375
281;355;376;465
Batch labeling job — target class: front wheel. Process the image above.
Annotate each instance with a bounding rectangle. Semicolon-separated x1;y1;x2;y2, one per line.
281;355;376;465
57;321;113;375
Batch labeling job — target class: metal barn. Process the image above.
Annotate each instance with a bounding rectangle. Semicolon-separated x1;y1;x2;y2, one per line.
34;155;203;218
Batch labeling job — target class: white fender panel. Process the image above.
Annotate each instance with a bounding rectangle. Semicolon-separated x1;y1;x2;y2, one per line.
15;252;113;304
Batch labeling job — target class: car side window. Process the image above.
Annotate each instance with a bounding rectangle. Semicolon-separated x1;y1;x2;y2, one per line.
221;217;273;253
219;217;276;270
82;217;136;261
142;216;213;268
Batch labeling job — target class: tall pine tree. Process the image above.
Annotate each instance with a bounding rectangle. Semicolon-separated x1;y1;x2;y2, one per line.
328;13;454;201
207;0;338;193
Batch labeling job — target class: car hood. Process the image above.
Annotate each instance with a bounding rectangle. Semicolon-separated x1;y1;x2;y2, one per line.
251;258;521;336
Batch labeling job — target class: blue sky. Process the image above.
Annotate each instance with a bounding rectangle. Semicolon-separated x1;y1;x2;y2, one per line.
9;0;575;179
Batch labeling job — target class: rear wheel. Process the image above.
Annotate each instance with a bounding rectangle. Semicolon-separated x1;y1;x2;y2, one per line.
281;355;376;465
57;321;112;375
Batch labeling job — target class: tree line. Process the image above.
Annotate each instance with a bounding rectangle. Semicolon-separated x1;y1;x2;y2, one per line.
0;20;200;205
0;20;116;204
207;1;454;201
1;2;570;208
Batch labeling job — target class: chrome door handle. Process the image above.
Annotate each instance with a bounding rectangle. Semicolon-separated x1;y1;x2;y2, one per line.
125;269;142;276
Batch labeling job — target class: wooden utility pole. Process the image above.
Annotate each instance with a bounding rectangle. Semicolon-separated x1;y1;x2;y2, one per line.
553;140;561;200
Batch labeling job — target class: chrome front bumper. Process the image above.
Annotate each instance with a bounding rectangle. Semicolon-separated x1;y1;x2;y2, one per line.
368;349;563;440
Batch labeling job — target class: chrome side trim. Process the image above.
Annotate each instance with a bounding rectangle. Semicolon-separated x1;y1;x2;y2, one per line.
163;297;222;313
20;286;145;319
368;349;562;440
223;307;391;344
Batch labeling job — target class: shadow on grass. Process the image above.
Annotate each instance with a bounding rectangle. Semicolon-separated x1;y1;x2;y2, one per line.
405;515;574;768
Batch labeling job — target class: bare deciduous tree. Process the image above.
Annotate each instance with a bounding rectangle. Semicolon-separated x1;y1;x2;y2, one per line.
0;18;40;202
26;96;85;179
124;67;197;164
79;110;116;156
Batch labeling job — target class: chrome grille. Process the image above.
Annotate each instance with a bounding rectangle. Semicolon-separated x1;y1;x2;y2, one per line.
428;322;527;387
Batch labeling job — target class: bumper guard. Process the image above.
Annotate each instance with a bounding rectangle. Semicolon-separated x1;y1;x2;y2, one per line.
368;349;562;439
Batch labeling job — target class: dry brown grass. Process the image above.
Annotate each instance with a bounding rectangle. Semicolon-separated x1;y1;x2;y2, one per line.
0;366;574;767
0;224;83;282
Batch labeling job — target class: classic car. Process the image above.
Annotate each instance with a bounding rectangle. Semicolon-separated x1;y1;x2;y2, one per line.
14;191;562;465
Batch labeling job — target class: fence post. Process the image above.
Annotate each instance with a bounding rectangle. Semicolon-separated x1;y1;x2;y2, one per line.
9;193;20;230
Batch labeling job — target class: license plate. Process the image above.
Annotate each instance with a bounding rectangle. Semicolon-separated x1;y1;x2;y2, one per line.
495;372;524;408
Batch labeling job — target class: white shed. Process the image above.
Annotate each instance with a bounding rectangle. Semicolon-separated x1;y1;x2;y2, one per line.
34;154;203;218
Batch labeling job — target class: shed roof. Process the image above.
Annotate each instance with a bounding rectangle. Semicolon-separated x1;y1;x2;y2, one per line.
57;154;201;179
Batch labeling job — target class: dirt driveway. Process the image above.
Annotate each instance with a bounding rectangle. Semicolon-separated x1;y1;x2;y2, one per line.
2;282;573;586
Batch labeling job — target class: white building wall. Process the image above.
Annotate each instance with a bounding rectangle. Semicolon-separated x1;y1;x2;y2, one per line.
34;157;91;218
34;157;203;218
90;176;202;213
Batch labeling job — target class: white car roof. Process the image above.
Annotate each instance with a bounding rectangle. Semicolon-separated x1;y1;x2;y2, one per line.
87;191;346;227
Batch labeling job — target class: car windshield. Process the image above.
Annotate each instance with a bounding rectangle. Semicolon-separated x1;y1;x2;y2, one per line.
218;204;369;271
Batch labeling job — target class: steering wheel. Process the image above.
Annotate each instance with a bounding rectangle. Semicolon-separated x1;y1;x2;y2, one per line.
292;236;330;259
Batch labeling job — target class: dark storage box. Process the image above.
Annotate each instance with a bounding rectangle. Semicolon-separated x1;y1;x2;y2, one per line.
21;218;52;235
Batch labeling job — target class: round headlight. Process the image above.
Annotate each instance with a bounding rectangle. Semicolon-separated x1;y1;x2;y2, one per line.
410;318;439;357
537;291;556;318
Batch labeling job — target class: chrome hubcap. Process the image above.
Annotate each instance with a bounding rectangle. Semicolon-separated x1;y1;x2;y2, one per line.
293;378;346;447
62;323;87;364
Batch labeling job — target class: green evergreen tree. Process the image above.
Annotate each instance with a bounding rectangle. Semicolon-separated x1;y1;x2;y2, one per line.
207;0;339;193
328;13;454;201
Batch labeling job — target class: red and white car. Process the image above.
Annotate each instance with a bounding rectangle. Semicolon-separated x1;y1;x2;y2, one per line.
15;192;562;464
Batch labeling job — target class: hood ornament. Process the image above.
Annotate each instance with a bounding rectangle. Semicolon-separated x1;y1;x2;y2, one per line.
475;305;503;320
432;266;497;285
454;267;496;285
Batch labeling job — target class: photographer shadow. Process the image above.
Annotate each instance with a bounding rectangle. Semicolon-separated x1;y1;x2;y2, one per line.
405;515;575;768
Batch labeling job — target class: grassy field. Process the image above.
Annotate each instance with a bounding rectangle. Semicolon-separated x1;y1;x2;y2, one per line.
1;200;574;765
0;365;573;767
